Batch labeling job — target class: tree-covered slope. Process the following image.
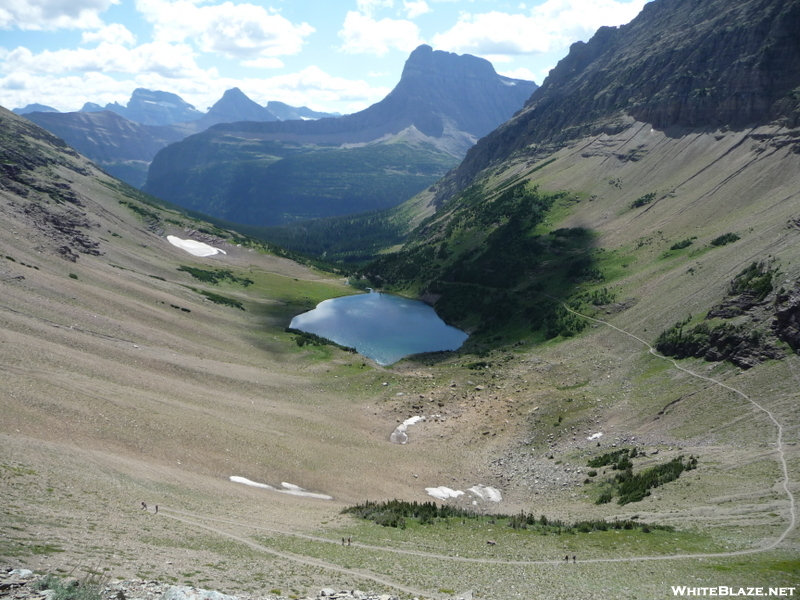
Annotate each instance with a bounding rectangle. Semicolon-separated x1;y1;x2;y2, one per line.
146;139;459;226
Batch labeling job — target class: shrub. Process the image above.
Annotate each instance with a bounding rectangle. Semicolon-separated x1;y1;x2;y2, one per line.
34;573;104;600
631;192;656;208
710;232;740;246
669;238;695;250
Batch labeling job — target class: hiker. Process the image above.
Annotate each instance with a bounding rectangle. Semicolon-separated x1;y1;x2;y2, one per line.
564;555;569;562
347;537;351;546
155;505;158;514
573;555;576;563
342;537;345;546
141;501;147;510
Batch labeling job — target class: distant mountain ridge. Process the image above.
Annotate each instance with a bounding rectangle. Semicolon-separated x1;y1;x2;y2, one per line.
81;89;205;126
142;45;537;226
197;45;537;157
21;88;339;188
12;103;59;115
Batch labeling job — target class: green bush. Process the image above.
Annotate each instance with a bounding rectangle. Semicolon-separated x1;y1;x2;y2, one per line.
34;573;104;600
669;238;695;251
729;261;775;301
710;232;740;246
631;192;656;208
178;266;253;286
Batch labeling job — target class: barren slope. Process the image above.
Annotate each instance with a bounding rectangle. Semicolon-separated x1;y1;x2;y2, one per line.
2;105;799;598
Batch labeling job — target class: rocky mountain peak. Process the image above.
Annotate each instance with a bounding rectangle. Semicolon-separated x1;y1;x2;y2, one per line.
201;87;276;126
383;44;536;141
125;88;204;125
398;44;498;85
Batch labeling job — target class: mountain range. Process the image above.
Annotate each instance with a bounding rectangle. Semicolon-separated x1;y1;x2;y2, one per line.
2;0;800;596
19;88;339;188
142;45;538;226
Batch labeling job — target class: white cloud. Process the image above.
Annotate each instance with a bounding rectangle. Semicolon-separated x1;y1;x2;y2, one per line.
1;56;391;115
432;0;646;59
498;66;537;82
0;0;116;31
403;0;430;19
2;41;206;79
250;65;390;107
356;0;395;17
0;71;133;111
135;0;314;59
338;10;424;56
81;23;136;46
432;11;551;56
241;57;284;69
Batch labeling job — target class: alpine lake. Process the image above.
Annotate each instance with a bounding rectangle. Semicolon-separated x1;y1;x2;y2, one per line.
289;291;468;366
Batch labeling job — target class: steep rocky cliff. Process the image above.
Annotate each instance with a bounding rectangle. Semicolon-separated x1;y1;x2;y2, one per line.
445;0;800;196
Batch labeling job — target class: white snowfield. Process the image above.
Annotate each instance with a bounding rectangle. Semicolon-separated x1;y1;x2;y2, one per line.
167;235;227;257
425;484;502;503
389;416;425;444
229;476;333;500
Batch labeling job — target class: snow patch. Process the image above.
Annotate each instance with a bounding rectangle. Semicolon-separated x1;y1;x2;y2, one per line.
390;415;425;444
468;485;502;502
426;484;502;503
230;476;332;500
587;432;604;441
425;486;464;500
167;235;226;257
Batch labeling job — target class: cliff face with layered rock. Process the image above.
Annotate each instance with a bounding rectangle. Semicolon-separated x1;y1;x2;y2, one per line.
444;0;800;196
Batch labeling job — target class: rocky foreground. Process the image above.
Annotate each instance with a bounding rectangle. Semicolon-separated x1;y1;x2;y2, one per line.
0;569;447;600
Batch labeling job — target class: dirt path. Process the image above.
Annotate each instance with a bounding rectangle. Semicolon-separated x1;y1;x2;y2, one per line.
161;510;433;598
561;304;797;549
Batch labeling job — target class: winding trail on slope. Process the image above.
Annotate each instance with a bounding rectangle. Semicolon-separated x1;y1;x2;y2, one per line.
558;303;797;551
159;307;797;594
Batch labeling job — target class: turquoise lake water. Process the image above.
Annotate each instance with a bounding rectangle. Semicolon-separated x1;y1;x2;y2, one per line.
289;292;468;366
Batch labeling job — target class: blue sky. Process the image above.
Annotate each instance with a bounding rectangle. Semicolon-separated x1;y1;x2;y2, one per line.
0;0;648;115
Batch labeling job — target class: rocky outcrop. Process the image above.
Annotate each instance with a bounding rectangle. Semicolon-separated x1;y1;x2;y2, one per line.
655;262;793;369
0;569;407;600
0;108;102;260
445;0;800;197
773;285;800;352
